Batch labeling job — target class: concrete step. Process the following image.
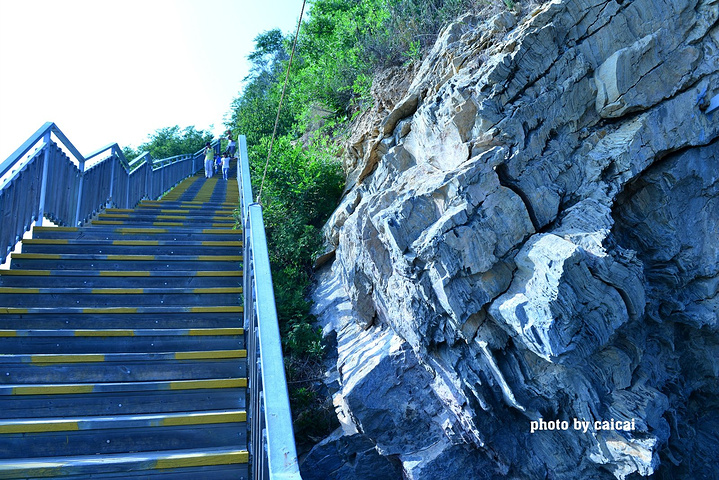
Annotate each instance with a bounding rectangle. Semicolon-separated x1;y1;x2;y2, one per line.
0;286;242;307
9;253;242;271
91;220;236;228
0;410;246;459
98;212;234;221
0;269;241;288
0;447;248;479
139;200;237;209
0;377;246;418
20;239;242;256
96;213;234;223
0;349;247;385
0;308;242;330
0;328;244;354
31;226;241;241
109;207;237;216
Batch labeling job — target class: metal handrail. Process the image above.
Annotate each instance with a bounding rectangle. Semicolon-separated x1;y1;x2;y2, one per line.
237;135;302;480
0;122;220;263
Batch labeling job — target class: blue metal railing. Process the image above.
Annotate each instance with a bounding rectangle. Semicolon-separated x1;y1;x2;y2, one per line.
237;135;303;480
1;124;302;476
0;122;220;263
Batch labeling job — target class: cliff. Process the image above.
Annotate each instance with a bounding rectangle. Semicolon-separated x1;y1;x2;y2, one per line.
304;0;719;478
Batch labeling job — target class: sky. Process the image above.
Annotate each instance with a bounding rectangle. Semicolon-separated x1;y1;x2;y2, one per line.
0;0;305;161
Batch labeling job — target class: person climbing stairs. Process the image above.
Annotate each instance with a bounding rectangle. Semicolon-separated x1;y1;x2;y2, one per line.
0;174;248;479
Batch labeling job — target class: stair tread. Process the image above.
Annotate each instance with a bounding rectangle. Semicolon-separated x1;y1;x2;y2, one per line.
11;253;241;261
0;287;241;294
0;328;244;337
0;269;241;277
32;226;240;234
0;349;246;363
22;239;242;246
0;377;247;395
0;410;246;430
1;306;242;314
0;446;249;470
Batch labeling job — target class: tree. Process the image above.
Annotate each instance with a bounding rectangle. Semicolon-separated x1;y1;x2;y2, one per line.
246;28;289;85
138;125;214;160
227;30;299;146
122;146;139;162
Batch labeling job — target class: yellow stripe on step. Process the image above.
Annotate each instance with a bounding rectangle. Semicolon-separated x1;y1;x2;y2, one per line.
160;411;246;427
0;270;51;276
99;271;151;277
188;328;244;336
155;215;188;220
197;256;241;261
106;255;155;260
117;228;168;233
22;239;69;245
196;271;241;276
112;240;160;246
174;350;246;360
154;450;249;469
32;226;78;232
11;254;61;259
32;354;106;364
91;288;144;294
169;378;247;390
201;229;239;234
82;307;139;314
191;288;242;294
13;384;95;395
0;420;80;434
0;288;40;293
196;306;242;314
74;330;135;337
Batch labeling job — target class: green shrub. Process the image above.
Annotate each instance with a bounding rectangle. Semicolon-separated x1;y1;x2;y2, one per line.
248;136;343;349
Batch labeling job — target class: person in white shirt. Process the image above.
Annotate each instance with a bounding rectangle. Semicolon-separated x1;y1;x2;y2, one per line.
222;152;230;180
225;130;236;156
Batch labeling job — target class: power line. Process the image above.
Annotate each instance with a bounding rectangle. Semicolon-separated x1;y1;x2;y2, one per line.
257;0;307;205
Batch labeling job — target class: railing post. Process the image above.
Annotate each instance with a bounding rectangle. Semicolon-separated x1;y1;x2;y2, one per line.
109;152;116;208
125;168;131;209
145;157;151;200
36;132;52;227
74;153;86;226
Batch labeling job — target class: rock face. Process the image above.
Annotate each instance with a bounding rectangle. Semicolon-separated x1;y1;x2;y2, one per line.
304;0;719;478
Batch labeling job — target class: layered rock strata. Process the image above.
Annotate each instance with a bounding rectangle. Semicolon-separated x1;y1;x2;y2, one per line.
305;0;719;478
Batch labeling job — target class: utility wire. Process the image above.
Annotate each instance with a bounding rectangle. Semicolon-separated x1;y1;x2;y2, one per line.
257;0;307;205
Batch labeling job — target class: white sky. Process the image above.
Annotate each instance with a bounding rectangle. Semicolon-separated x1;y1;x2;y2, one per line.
0;0;305;161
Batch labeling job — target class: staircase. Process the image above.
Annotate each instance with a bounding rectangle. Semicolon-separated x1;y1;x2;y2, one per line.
0;174;248;479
